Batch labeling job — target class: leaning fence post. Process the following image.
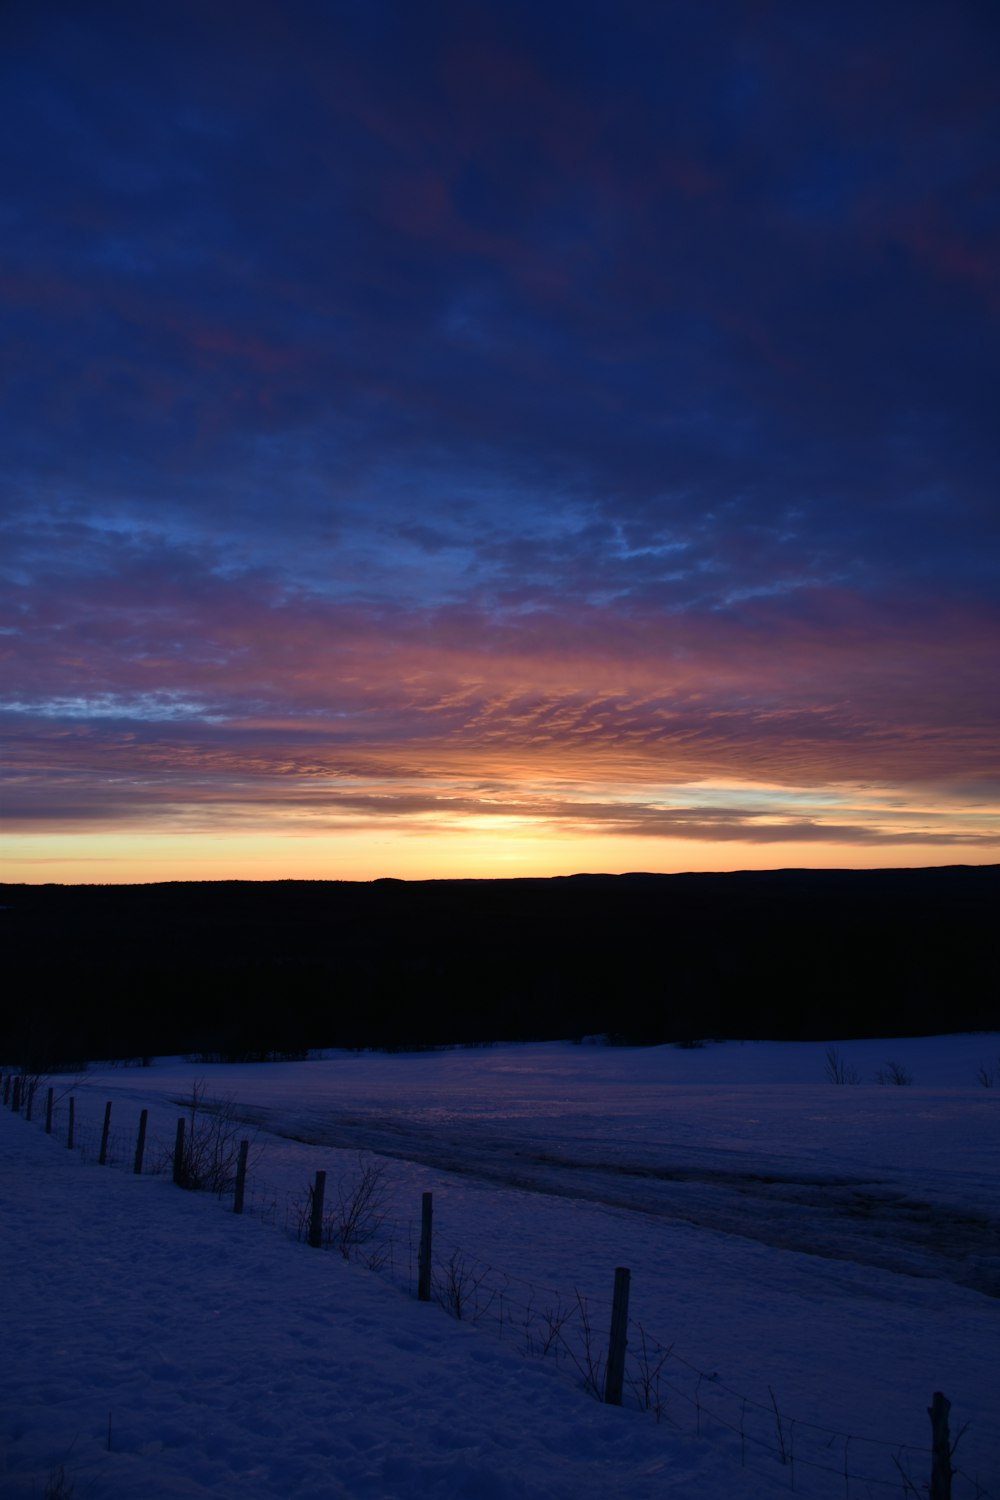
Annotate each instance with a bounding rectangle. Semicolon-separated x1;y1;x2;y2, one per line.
67;1096;75;1150
604;1266;631;1405
12;1076;22;1113
45;1087;54;1135
25;1080;36;1121
418;1191;433;1301
172;1117;186;1185
308;1170;327;1248
99;1101;112;1165
134;1108;148;1175
233;1139;249;1215
929;1391;953;1500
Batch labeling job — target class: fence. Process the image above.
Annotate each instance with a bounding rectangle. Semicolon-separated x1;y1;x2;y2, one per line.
403;1219;988;1500
2;1068;994;1500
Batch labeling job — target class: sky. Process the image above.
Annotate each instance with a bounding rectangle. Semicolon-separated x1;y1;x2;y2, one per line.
2;0;999;884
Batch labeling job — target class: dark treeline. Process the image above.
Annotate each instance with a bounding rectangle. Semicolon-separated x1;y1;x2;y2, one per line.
2;866;997;1068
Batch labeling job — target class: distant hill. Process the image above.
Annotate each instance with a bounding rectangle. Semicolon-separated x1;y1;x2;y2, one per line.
2;866;997;1066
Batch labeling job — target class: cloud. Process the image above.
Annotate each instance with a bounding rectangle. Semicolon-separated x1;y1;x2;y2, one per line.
2;1;997;874
4;723;996;854
3;513;998;805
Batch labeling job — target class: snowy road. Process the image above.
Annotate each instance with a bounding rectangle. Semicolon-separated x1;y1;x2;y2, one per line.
248;1091;1000;1297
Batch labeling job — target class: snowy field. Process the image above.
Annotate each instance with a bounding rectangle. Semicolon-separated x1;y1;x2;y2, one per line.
2;1035;998;1499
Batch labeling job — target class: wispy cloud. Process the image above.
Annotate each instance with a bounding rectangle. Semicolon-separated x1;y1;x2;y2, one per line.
2;1;997;876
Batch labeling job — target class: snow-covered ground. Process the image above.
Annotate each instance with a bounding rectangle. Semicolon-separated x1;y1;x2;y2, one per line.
2;1035;998;1499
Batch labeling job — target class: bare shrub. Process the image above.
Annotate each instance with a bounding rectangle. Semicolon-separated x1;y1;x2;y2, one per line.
769;1386;789;1465
12;1068;50;1117
293;1180;319;1243
184;1047;308;1064
892;1453;924;1497
976;1058;1000;1088
876;1060;913;1085
824;1047;861;1085
563;1291;604;1399
294;1156;390;1258
626;1324;672;1421
356;1237;395;1274
167;1079;255;1195
518;1293;573;1359
43;1465;75;1500
330;1156;390;1258
436;1249;494;1321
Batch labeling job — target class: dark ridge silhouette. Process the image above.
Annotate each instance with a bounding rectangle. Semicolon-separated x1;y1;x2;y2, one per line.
1;866;997;1067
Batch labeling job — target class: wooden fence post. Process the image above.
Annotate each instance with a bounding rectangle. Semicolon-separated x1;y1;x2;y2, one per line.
929;1391;953;1500
604;1267;631;1405
12;1076;22;1113
45;1087;54;1135
233;1139;249;1215
99;1101;112;1165
418;1191;433;1301
308;1170;327;1248
2;1074;9;1106
25;1080;36;1121
134;1108;148;1175
67;1096;75;1150
173;1117;186;1185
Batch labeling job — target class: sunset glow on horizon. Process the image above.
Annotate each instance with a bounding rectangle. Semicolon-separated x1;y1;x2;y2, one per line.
2;2;998;885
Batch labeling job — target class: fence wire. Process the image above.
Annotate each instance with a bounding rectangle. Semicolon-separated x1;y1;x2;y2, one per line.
5;1073;995;1500
400;1226;983;1500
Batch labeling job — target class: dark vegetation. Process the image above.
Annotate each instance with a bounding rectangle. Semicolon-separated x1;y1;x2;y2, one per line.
1;866;997;1067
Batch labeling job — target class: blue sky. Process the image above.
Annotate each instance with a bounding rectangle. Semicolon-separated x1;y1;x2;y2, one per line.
2;0;998;880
